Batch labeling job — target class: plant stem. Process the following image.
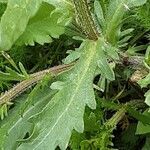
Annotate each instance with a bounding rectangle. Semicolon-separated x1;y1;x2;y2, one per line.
0;64;74;105
73;0;99;40
105;108;126;128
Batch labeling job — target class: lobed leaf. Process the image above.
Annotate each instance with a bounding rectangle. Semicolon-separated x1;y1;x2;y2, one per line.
16;3;65;46
0;78;56;150
0;0;73;50
14;38;116;150
17;40;99;150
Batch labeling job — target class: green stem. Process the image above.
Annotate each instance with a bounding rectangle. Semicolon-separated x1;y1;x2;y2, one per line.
73;0;99;40
105;108;126;128
0;64;74;105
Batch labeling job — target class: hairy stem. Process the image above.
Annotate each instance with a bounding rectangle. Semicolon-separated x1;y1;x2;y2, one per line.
73;0;99;40
105;108;126;128
0;64;74;105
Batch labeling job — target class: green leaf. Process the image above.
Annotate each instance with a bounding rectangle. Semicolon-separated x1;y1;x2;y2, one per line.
0;0;7;3
42;0;73;26
145;90;150;107
105;0;126;45
17;40;100;150
16;3;65;46
63;50;81;64
44;0;72;11
19;62;29;78
128;0;147;7
127;107;150;125
136;111;150;134
0;79;55;150
0;0;73;49
0;0;43;50
97;39;115;81
145;46;150;68
104;44;119;61
94;0;105;30
63;42;84;64
0;104;8;120
2;51;20;72
120;28;134;38
118;36;132;45
0;69;25;81
104;0;147;46
138;73;150;88
70;131;85;150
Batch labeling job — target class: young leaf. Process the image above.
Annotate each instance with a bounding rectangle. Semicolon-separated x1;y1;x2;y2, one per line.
120;28;134;38
97;39;115;81
19;62;29;78
105;0;126;45
104;0;147;46
94;0;105;30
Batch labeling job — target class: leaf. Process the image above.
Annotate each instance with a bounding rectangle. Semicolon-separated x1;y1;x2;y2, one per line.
63;41;85;64
19;62;29;78
16;3;65;46
42;0;73;25
63;50;81;64
94;0;105;30
2;51;20;72
0;0;43;50
0;104;8;120
120;28;134;38
136;111;150;134
118;36;132;45
0;0;73;50
128;0;147;7
70;130;85;150
84;112;100;132
44;0;72;11
138;73;150;88
17;40;100;150
105;0;126;45
104;0;147;46
104;44;119;61
0;79;56;150
0;0;7;3
97;39;115;81
145;90;150;107
0;68;25;81
127;107;150;125
145;46;150;68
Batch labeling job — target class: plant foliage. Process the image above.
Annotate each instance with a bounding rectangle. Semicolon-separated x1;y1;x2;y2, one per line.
0;0;150;150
